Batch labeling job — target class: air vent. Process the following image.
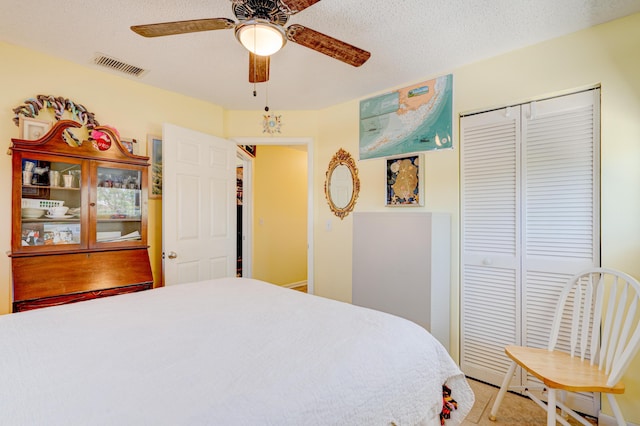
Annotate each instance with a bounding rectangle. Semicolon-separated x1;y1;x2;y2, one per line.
92;53;148;77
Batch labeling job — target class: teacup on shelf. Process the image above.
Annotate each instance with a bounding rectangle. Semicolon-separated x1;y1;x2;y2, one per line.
47;206;69;217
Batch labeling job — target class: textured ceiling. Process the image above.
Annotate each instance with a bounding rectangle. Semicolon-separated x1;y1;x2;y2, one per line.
2;0;640;111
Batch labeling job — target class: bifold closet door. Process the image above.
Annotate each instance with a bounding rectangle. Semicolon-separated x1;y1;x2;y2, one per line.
520;90;600;414
460;106;522;386
460;89;600;414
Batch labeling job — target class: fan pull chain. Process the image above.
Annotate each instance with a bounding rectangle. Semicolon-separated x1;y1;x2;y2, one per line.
252;63;257;97
265;80;269;112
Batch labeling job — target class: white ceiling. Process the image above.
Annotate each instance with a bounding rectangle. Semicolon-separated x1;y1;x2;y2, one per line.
2;0;639;111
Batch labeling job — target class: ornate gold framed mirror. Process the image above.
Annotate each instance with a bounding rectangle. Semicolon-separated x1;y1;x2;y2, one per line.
324;148;360;219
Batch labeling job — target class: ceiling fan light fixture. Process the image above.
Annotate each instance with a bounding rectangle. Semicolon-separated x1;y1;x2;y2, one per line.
236;19;286;56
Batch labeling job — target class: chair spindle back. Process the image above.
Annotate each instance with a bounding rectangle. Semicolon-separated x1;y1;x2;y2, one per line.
547;268;640;387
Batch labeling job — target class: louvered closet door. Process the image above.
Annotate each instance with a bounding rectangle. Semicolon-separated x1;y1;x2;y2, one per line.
461;89;600;415
521;90;600;414
460;107;522;386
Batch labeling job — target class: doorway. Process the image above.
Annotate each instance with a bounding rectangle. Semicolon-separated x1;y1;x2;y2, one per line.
234;136;314;294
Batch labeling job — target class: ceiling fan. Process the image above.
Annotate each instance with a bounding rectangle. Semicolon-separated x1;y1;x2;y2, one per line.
131;0;371;84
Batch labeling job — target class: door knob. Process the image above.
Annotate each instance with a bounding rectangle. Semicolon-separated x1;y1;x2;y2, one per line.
167;251;178;259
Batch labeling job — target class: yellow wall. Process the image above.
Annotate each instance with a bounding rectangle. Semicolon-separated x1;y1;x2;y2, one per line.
312;13;640;422
0;41;226;313
252;145;307;285
313;102;360;303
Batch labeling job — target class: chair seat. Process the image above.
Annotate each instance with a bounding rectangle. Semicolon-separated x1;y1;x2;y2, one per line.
505;345;625;394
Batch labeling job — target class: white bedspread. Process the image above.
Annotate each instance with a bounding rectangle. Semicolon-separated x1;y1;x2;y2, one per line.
0;278;473;425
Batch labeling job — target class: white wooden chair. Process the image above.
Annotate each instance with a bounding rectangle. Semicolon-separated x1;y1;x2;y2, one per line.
488;268;640;426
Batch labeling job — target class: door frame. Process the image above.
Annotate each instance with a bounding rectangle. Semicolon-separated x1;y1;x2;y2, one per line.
236;150;253;279
232;136;314;294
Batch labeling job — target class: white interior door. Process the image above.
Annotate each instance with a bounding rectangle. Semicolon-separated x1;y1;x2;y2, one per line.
162;124;236;285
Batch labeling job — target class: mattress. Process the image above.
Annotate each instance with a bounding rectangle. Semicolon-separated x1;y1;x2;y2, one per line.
0;277;473;425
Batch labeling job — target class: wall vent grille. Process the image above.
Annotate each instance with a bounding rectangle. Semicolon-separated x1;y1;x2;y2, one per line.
93;53;148;77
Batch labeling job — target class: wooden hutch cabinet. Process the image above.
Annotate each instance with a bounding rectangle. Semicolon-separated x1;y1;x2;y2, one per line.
9;120;154;312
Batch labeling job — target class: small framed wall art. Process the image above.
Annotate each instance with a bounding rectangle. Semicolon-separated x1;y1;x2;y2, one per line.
386;154;423;206
19;117;51;140
147;135;162;199
239;145;256;158
121;138;138;155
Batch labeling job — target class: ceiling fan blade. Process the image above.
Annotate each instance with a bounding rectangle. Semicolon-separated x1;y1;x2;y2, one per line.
131;18;235;37
249;52;270;83
286;24;370;67
279;0;321;14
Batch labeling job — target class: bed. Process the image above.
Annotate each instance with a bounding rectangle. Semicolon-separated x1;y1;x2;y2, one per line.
0;277;473;425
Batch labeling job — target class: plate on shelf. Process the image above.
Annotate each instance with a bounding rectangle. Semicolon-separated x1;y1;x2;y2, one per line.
22;214;45;219
45;214;75;219
22;208;46;219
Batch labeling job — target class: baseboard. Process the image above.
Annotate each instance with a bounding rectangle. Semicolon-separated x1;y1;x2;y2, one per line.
599;412;639;426
283;280;307;289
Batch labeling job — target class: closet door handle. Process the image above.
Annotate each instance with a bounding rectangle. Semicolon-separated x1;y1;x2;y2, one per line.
167;251;178;259
482;258;493;266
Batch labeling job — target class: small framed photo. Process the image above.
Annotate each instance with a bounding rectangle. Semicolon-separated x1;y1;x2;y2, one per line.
147;135;162;199
239;145;256;158
21;223;44;246
19;117;51;140
386;154;424;206
121;138;137;155
43;223;81;245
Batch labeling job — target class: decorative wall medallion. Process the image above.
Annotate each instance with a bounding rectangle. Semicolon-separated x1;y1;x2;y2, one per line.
262;114;282;134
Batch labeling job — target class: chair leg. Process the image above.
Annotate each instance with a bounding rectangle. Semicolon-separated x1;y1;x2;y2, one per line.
607;394;626;426
559;390;567;420
547;388;556;426
489;361;517;421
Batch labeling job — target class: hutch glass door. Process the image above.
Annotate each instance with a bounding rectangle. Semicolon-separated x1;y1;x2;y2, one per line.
20;157;82;247
95;165;142;243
